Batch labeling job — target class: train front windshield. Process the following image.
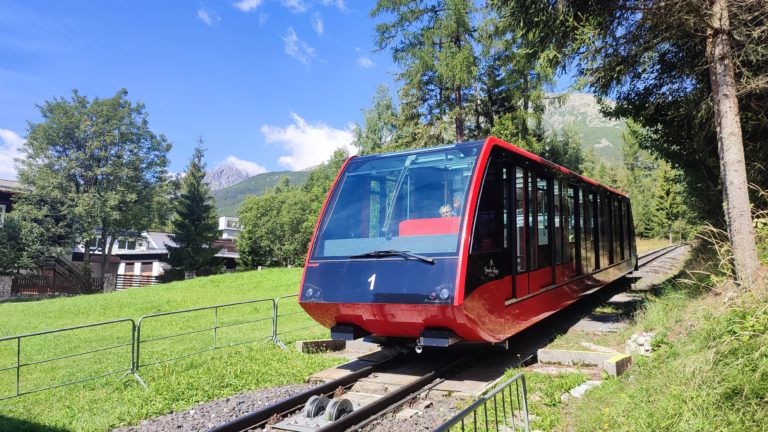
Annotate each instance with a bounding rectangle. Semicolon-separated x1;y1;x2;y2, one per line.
311;143;482;260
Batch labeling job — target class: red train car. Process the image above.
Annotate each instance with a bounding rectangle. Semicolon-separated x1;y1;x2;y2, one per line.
299;137;637;347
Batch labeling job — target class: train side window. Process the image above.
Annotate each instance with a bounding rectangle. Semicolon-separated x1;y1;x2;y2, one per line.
617;201;625;261
553;182;563;265
565;185;575;265
515;167;527;272
625;201;633;258
536;176;552;268
599;195;612;267
570;185;582;275
527;171;537;269
584;191;597;271
471;157;505;253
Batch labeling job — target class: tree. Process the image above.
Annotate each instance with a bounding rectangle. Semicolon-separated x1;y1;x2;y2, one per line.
237;149;349;269
353;84;398;155
0;216;47;275
494;0;765;284
372;0;478;142
17;89;171;280
165;140;221;276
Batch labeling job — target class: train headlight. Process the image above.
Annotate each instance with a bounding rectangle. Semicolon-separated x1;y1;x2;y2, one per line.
438;287;451;300
427;284;453;303
303;284;322;300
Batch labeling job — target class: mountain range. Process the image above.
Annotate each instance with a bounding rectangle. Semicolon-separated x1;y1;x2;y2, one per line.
211;170;311;216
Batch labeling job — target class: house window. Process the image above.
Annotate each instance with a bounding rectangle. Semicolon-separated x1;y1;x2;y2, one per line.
117;239;137;250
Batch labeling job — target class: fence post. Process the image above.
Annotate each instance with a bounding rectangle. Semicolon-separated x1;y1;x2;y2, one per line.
124;320;147;390
272;298;287;350
15;337;20;397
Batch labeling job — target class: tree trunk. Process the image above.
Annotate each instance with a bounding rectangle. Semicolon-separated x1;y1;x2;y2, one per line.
706;0;760;285
455;86;465;142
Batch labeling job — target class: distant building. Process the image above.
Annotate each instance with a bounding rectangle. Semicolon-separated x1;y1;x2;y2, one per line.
218;216;242;240
72;229;240;280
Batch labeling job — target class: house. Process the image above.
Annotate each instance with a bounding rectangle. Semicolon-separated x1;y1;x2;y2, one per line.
0;179;21;227
72;224;241;282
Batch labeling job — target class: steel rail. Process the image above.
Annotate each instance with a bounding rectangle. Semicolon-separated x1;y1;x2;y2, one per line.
637;244;683;268
208;352;409;432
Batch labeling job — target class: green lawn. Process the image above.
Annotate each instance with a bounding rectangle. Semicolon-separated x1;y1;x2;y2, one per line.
0;269;341;432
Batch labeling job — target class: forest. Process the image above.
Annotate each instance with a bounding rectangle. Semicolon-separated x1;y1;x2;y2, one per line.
237;0;767;283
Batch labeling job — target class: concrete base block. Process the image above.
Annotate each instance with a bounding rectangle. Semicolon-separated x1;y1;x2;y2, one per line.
537;348;614;367
603;353;632;376
295;339;346;353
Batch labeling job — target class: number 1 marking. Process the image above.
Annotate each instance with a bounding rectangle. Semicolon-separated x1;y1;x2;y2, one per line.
368;274;376;291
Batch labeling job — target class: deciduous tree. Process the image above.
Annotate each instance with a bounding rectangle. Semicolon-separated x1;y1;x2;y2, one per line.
17;89;171;280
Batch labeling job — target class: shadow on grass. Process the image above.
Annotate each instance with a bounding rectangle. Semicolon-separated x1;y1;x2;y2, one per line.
0;415;72;432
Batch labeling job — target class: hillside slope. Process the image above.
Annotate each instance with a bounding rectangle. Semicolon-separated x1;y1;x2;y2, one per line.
212;170;310;216
541;93;627;163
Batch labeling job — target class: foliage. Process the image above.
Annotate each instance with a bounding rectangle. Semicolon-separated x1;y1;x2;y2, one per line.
16;89;171;278
352;84;398;155
566;268;768;431
0;216;47;275
0;268;340;432
372;0;479;143
165;141;221;277
237;150;348;268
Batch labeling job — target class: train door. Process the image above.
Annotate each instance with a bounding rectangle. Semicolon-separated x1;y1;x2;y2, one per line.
468;151;513;301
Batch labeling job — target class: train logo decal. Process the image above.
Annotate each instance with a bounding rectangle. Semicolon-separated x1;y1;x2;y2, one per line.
483;260;499;277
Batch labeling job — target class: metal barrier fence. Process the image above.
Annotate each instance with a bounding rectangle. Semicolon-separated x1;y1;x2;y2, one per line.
435;372;529;432
0;319;142;401
0;295;329;401
135;298;276;370
272;294;329;349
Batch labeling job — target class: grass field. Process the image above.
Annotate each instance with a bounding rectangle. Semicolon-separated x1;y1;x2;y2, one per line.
0;269;342;432
635;237;672;255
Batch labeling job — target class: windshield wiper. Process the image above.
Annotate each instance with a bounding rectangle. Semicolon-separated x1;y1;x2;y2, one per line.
350;250;435;264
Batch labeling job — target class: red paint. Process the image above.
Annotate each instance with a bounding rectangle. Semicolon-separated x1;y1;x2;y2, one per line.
399;217;460;236
454;138;493;305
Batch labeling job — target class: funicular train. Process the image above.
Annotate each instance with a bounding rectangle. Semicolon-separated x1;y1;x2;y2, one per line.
299;137;637;348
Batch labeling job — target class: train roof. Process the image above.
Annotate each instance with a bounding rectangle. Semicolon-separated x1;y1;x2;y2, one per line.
346;137;627;198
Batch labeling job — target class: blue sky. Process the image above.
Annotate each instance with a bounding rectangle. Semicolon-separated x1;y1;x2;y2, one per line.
0;0;396;178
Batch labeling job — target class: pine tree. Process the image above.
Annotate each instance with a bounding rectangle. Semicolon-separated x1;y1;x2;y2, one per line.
166;139;221;277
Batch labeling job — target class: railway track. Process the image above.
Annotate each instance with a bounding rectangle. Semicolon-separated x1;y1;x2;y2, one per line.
209;244;683;432
636;244;683;268
210;347;489;432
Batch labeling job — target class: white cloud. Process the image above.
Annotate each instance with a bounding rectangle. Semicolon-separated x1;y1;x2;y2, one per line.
282;27;316;64
0;129;24;180
261;113;356;171
233;0;263;12
221;156;268;176
258;13;268;25
311;12;324;35
357;56;374;68
197;8;213;26
320;0;346;11
281;0;308;13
